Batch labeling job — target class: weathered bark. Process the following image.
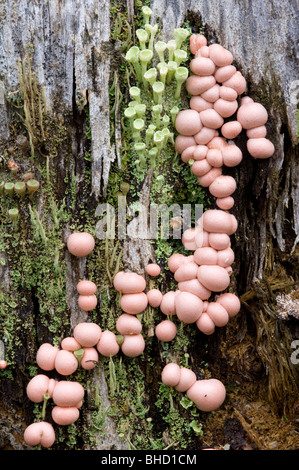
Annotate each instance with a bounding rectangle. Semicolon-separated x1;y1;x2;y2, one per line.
0;0;298;451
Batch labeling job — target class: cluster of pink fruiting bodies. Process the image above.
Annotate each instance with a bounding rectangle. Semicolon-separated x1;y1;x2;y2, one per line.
158;34;274;413
176;34;274;211
23;34;274;448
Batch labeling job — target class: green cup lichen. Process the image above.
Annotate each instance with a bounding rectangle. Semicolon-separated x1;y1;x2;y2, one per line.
136;28;149;50
4;182;15;197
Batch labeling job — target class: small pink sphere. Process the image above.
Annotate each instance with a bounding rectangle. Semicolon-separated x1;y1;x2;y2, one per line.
167;253;186;273
223;71;247;95
120;292;148;315
221;121;242;140
175;109;202;136
187;378;226;411
247;138;275;159
54;350;78;376
216;292;241;318
175;291;203;324
26;374;50;403
182;227;198;251
96;330;120;357
209;44;233;67
155;320;177;342
194;246;218;266
146;263;161;277
24;422;55;448
190;56;216;76
196;312;215;335
116;314;142;335
199;109;224;130
81;347;99;370
186;75;216;96
121;334;145;357
215;65;236;83
207;302;229;327
61;337;82;352
52;406;80;425
36;343;59;371
217;247;235;268
191;159;212;177
214;98;238;119
175;368;197;392
76;280;97;295
193;145;209;160
201;84;220;103
216;196;235;210
181;145;197;163
208;232;231;250
67;232;95;257
207;136;228;150
73;322;102;348
178;279;211;300
197;167;222;187
175;135;196;154
52;381;85;407
197;265;231;292
161;363;181;387
113;271;146;294
206;148;223;168
174;261;199;283
246;125;267;139
160;291;177;316
190;34;207;54
147;289;163;308
237;102;268;129
209;175;237;199
78;294;98;311
219;85;238;101
190;96;213;113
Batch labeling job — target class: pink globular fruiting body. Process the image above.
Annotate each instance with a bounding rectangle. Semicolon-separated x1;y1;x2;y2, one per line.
36;343;59;371
96;330;120;357
73;322;102;348
161;363;226;412
66;232;95;257
24;422;55;448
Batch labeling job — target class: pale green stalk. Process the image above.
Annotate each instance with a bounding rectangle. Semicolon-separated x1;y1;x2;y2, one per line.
129;86;141;103
166;40;176;61
144;67;158;87
173;28;191;49
125;46;142;82
152;104;163;128
154;41;167;63
142;6;152;25
136;29;148;50
166;61;177;84
152;81;164;104
174;66;189;99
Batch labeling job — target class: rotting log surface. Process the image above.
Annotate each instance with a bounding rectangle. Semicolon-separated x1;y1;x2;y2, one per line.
0;0;298;451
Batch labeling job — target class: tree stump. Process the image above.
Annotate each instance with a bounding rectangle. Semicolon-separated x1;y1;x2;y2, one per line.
0;0;298;451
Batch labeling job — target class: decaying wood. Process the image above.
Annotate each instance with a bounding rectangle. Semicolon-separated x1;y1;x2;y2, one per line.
0;0;298;450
